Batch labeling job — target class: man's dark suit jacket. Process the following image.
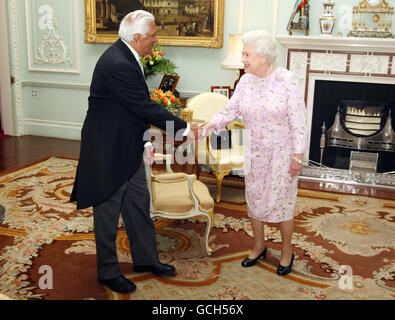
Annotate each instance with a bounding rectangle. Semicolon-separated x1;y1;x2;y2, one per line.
70;39;187;210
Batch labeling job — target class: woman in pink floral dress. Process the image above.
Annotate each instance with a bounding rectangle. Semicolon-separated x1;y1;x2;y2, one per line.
201;30;307;276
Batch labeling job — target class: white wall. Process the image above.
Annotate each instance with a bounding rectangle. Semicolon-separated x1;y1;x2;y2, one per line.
3;0;395;139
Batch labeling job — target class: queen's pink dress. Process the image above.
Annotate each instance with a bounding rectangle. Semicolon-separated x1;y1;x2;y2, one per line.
211;67;308;223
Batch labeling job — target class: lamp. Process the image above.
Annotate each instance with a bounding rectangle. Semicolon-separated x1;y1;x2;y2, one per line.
221;34;244;89
221;0;245;89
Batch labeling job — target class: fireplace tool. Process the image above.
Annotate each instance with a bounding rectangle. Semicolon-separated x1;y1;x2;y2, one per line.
320;122;326;167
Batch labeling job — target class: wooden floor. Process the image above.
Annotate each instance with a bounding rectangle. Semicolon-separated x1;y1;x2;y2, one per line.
1;135;394;200
0;135;80;173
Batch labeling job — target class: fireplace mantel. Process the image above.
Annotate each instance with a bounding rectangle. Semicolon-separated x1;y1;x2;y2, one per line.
277;35;395;52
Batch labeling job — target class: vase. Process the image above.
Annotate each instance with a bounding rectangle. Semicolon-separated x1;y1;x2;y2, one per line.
320;1;336;36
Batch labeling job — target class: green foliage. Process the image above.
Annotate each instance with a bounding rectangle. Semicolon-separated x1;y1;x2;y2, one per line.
140;44;178;78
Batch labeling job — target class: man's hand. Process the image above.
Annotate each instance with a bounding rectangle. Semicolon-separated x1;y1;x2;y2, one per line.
144;143;155;167
186;122;200;142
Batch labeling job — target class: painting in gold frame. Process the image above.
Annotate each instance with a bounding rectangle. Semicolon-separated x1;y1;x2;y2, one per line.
85;0;224;48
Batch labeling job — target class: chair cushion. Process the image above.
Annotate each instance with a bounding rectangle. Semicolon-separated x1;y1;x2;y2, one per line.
153;172;188;183
209;145;244;165
152;180;214;215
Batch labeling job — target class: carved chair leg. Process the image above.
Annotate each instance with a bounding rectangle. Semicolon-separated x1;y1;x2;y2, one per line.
204;211;214;256
213;170;230;203
195;163;201;179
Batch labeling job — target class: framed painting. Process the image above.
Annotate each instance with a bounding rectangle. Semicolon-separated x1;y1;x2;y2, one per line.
159;75;179;93
84;0;224;48
211;85;231;98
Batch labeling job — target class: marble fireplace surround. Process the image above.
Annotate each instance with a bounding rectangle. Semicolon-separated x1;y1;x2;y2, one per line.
277;35;395;165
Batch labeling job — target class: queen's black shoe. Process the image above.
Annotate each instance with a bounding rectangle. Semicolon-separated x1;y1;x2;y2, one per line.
241;247;267;268
277;252;295;276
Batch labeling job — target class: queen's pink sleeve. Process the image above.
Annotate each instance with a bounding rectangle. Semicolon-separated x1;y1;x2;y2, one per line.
287;73;308;153
210;80;243;131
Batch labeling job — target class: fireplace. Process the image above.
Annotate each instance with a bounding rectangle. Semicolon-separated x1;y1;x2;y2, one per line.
311;80;395;173
277;35;395;187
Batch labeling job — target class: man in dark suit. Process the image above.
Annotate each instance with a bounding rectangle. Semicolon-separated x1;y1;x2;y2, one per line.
70;10;198;294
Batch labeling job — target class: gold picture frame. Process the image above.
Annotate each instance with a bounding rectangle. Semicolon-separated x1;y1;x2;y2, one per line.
84;0;224;48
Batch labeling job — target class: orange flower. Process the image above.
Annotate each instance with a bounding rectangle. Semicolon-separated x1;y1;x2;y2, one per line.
150;88;181;115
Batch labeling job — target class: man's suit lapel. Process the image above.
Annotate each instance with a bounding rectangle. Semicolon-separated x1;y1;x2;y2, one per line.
114;39;149;95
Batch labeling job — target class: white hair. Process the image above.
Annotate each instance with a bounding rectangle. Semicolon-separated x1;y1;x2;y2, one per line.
118;10;155;42
242;30;277;64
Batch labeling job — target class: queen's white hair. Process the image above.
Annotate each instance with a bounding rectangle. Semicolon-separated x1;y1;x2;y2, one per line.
118;10;155;42
242;30;277;64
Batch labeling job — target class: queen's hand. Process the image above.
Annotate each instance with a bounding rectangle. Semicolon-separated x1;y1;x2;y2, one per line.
289;153;303;177
198;122;217;141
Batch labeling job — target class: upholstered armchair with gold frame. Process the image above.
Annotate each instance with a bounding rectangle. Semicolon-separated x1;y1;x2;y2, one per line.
144;153;214;255
187;92;245;203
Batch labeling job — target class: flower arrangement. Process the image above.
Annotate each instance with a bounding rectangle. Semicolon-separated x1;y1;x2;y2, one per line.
141;44;177;78
150;89;182;115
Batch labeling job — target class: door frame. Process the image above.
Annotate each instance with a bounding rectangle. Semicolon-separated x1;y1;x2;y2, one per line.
0;0;14;135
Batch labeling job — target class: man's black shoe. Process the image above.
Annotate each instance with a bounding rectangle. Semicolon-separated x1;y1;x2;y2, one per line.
133;262;175;276
0;205;5;224
98;275;136;293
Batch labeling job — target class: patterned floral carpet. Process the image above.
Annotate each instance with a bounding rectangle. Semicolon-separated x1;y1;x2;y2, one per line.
0;157;394;300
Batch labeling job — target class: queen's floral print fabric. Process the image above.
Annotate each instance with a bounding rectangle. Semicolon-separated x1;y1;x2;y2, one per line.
211;68;308;222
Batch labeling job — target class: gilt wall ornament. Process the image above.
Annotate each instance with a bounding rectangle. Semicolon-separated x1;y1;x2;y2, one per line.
348;0;394;38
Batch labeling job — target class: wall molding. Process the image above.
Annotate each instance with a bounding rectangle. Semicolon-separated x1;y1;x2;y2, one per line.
22;80;90;90
8;0;24;136
22;80;201;99
23;118;82;140
25;0;80;74
0;0;13;135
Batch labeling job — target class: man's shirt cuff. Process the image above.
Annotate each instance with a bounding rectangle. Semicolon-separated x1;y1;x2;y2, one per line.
183;123;190;136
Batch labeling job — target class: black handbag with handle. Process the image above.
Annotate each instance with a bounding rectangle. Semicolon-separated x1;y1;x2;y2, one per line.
210;130;232;150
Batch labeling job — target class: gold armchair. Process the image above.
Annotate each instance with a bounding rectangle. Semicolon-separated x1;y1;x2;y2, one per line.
144;153;214;255
187;92;245;202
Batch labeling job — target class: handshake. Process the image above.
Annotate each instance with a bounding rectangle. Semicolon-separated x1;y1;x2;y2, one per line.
144;121;217;166
187;122;217;142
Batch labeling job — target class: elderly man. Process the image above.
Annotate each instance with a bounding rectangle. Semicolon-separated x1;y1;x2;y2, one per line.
70;10;198;294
